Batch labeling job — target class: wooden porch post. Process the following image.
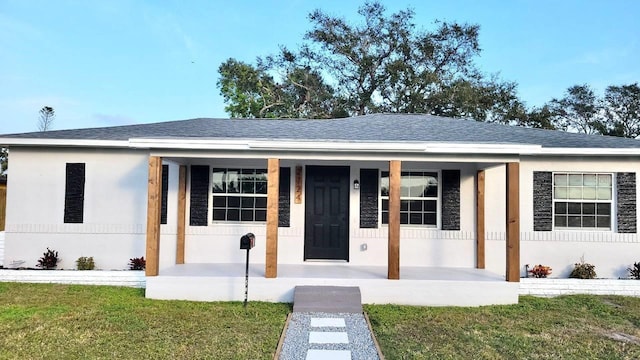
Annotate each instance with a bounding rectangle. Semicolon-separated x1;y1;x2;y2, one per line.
476;169;485;269
506;162;520;282
388;160;401;280
145;156;162;276
176;165;187;264
265;158;280;278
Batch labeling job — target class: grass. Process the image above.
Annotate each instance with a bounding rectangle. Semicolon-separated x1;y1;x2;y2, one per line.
2;283;639;359
366;295;640;359
0;283;289;359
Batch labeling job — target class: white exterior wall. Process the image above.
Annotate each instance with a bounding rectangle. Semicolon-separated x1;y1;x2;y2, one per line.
4;148;639;279
4;147;150;270
182;159;479;269
515;157;640;279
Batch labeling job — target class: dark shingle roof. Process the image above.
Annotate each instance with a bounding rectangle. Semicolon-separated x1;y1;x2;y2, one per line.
2;113;639;149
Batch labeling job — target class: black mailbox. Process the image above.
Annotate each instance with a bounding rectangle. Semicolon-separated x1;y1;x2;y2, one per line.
240;233;255;250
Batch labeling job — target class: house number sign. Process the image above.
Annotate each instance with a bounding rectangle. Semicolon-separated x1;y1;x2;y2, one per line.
295;166;303;204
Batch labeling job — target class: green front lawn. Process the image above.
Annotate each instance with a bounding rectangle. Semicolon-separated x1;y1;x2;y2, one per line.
366;295;640;359
0;283;289;359
1;283;639;359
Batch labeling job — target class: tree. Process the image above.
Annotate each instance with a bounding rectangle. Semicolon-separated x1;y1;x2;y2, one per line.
547;85;605;134
217;2;523;122
603;83;640;138
38;106;55;131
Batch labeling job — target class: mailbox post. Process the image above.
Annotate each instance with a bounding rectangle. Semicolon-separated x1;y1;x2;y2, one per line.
240;233;255;307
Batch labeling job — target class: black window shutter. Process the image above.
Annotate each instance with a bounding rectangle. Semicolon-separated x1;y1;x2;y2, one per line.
533;171;553;231
360;168;379;228
189;165;209;226
441;170;460;230
617;172;636;233
64;163;85;223
161;165;169;225
279;167;291;227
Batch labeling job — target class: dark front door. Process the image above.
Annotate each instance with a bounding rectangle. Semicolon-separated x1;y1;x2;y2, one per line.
304;166;350;261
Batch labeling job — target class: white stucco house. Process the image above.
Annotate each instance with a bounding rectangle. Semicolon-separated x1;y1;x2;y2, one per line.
0;114;638;306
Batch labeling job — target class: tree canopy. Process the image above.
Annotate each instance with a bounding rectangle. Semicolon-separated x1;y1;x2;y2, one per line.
216;2;639;138
38;106;55;132
217;2;523;123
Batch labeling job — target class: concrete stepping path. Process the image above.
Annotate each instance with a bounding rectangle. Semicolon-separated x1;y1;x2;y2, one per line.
277;286;382;360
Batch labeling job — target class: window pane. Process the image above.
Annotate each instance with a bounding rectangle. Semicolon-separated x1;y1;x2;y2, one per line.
554;174;567;186
554;187;567;199
212;169;226;193
213;196;226;207
597;215;610;228
555;202;567;214
213;209;226;221
555;215;567;227
400;213;408;224
241;210;253;221
409;213;422;225
568;187;582;199
255;181;267;194
597;203;611;215
256;169;267;181
582;203;595;215
582;216;595;227
409;200;422;211
242;180;255;194
424;213;436;225
568;216;581;227
569;174;582;186
382;212;389;224
597;187;611;200
255;210;266;221
255;197;267;208
400;200;408;211
568;202;582;214
583;174;597;186
227;197;240;208
424;200;436;212
583;187;596;200
598;174;612;186
241;197;254;208
227;209;239;221
382;199;389;211
380;173;389;197
227;170;239;193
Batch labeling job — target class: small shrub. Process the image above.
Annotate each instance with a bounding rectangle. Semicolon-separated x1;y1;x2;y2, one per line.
76;256;95;270
529;264;552;278
36;248;59;269
129;257;146;270
569;257;597;279
628;262;640;280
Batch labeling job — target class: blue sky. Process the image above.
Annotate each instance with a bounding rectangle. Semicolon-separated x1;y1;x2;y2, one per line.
1;0;638;134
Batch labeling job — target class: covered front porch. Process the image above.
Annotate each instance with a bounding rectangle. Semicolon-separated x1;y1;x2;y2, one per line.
146;263;519;306
142;149;523;306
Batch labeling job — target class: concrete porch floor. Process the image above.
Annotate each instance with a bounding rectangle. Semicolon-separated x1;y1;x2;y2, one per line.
145;264;519;306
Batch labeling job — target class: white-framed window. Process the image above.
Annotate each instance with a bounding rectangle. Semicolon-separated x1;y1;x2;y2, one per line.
211;168;267;222
553;173;613;230
380;171;439;227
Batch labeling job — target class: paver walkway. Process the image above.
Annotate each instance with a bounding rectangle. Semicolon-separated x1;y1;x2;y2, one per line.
277;286;381;360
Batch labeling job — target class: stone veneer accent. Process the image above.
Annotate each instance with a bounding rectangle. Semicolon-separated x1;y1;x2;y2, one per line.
441;170;460;230
189;165;210;226
533;171;553;231
278;167;291;227
161;164;168;225
616;172;637;233
359;169;379;228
